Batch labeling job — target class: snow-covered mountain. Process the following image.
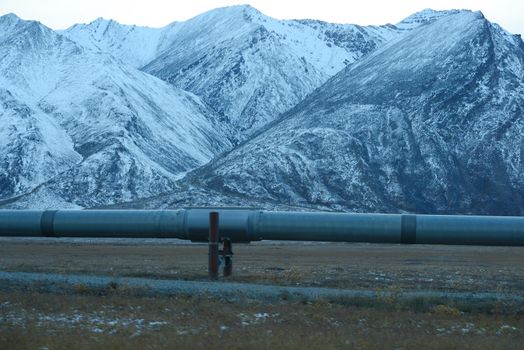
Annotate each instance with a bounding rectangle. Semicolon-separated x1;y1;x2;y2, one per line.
159;10;524;215
0;14;232;208
63;5;402;138
2;7;523;214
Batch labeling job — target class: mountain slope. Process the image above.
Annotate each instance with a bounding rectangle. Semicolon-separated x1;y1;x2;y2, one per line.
0;89;81;200
0;14;232;208
141;5;401;138
173;10;524;215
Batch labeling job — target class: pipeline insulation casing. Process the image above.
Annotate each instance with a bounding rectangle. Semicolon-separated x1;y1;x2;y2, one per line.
0;210;184;238
0;209;524;246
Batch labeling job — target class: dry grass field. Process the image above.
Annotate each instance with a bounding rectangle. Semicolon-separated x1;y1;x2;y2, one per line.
1;241;524;292
1;240;524;349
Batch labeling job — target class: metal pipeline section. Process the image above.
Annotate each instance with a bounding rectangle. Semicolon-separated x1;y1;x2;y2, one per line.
251;212;524;246
0;210;184;238
0;209;524;246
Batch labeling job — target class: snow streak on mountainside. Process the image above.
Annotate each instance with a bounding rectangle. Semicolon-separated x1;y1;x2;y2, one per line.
0;14;232;208
173;11;524;215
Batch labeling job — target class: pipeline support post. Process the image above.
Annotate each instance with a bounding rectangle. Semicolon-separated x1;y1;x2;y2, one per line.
208;212;219;279
221;238;233;277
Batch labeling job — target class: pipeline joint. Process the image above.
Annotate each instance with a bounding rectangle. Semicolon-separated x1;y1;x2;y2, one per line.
40;210;58;238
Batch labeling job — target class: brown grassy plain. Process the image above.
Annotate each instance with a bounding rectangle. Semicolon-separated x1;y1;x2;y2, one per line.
1;241;524;349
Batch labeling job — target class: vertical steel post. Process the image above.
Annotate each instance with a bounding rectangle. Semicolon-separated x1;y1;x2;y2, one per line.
208;212;219;279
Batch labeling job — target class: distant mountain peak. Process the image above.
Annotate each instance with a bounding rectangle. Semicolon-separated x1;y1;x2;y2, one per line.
0;13;20;22
87;17;121;32
90;17;114;25
214;4;260;13
396;8;470;29
0;14;58;48
0;13;22;32
0;13;51;31
190;3;265;24
416;8;446;16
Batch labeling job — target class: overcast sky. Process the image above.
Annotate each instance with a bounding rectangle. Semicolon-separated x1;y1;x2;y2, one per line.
0;0;522;35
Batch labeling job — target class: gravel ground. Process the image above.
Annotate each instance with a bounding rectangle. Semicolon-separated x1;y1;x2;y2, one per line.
1;270;524;306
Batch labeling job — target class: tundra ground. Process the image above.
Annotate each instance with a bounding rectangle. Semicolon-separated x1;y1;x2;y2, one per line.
1;240;523;349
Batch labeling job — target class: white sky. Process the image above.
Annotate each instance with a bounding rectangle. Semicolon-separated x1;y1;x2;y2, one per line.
0;0;522;35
